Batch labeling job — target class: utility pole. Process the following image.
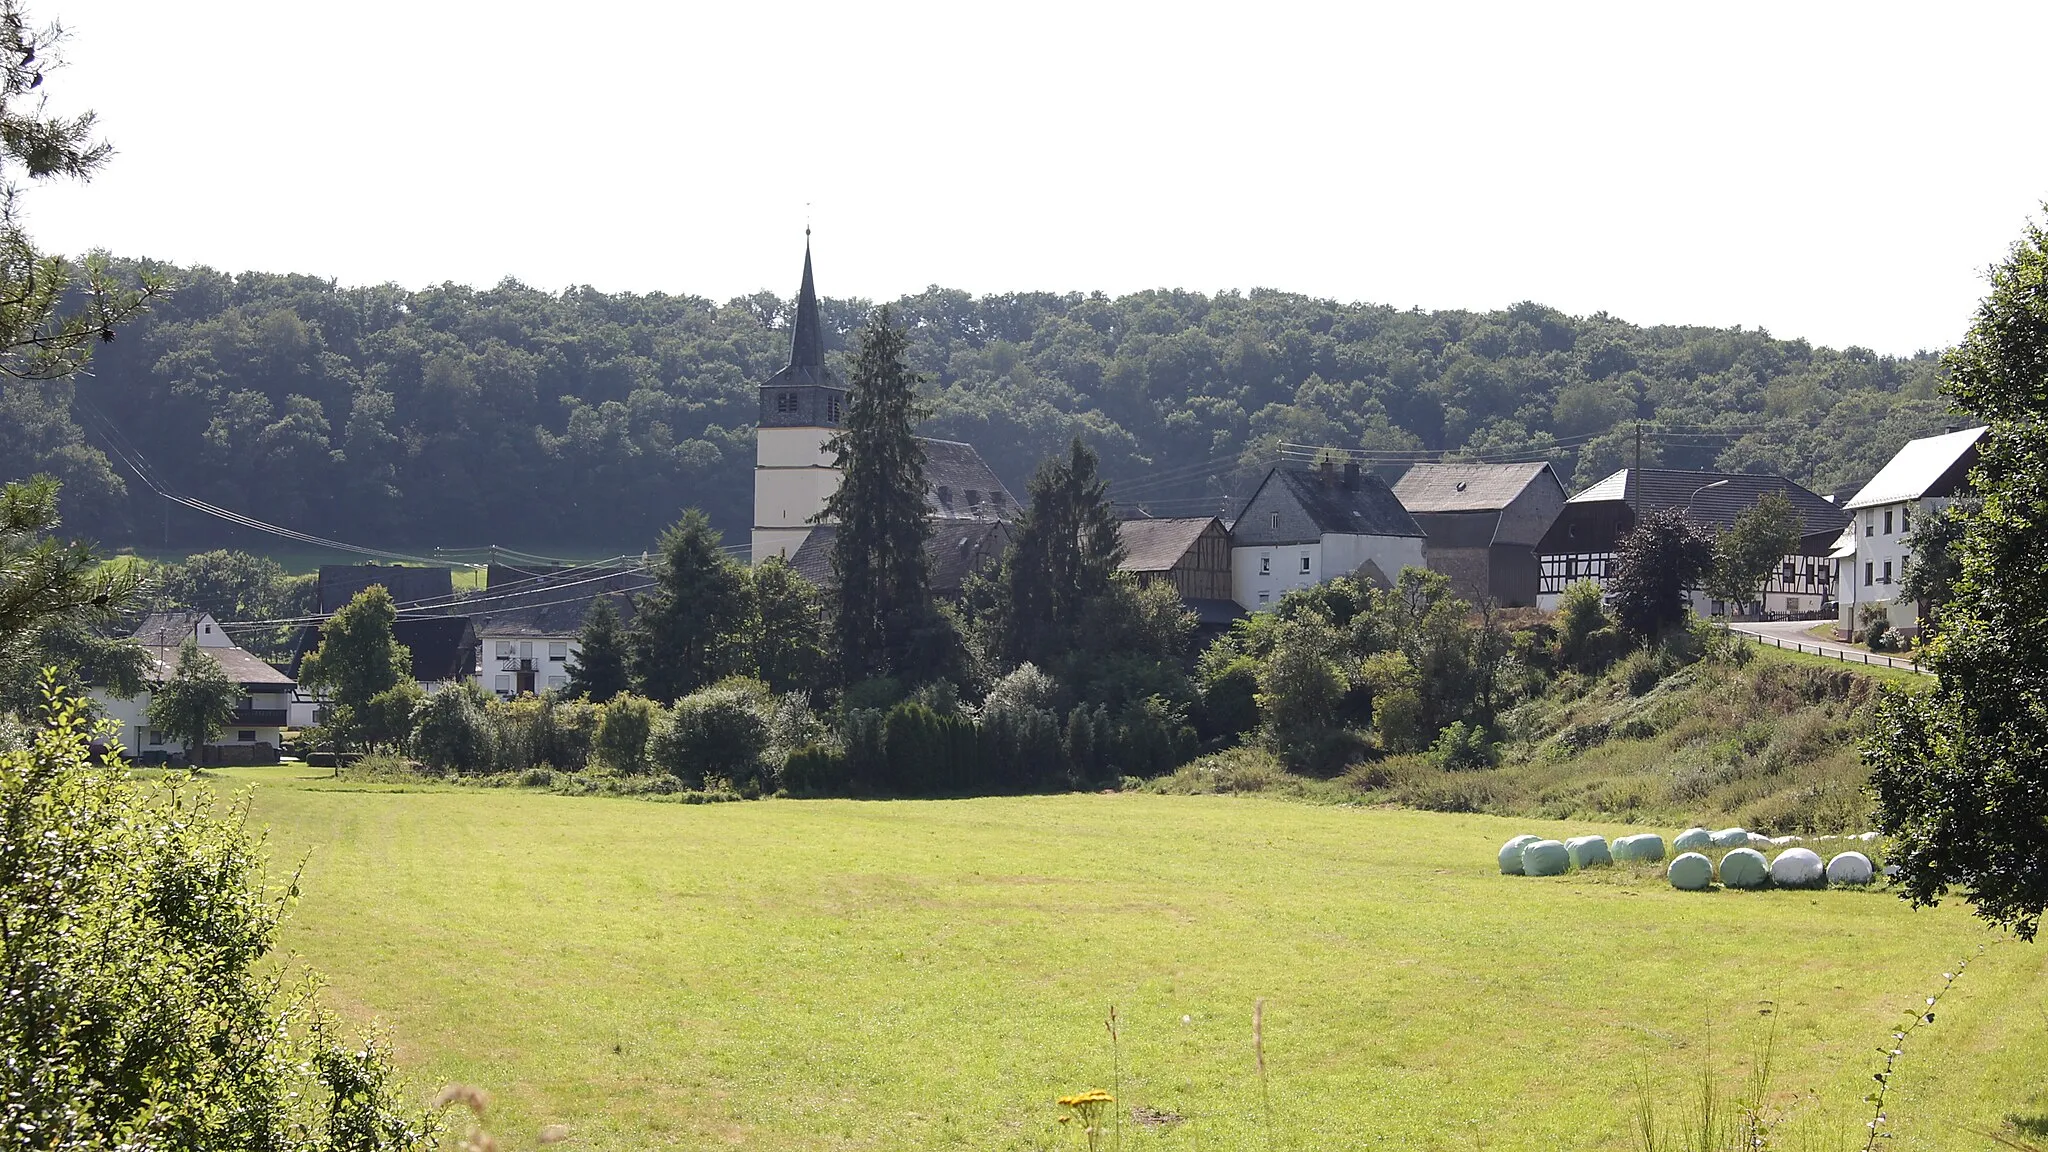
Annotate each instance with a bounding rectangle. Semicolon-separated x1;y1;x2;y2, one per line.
1633;421;1642;472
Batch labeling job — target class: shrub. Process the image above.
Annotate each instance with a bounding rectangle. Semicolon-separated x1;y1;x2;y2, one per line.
654;683;770;792
1360;650;1424;752
412;683;496;774
783;743;848;797
360;680;424;751
879;700;980;796
595;693;659;773
979;702;1066;793
1198;655;1260;740
1111;695;1198;781
0;679;433;1151
1429;720;1499;771
982;663;1062;716
518;766;557;788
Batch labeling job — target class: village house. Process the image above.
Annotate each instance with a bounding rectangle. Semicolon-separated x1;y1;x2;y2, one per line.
1228;461;1427;610
318;563;456;614
1535;468;1846;617
750;239;1019;566
1116;514;1242;637
92;610;295;764
468;564;650;697
287;615;482;726
1391;461;1566;607
1835;425;1986;636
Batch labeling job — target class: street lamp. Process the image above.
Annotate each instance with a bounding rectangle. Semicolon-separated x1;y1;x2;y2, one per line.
1686;478;1731;520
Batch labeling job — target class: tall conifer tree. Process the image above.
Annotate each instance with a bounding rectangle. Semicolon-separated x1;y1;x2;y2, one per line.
824;308;935;683
630;509;748;702
997;438;1124;667
565;595;630;702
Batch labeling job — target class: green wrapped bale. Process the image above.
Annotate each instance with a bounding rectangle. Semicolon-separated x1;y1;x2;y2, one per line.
1521;839;1570;877
1668;852;1714;890
1770;847;1825;888
1718;847;1769;889
1674;827;1712;852
1826;851;1874;885
1565;835;1612;869
1613;833;1666;862
1709;827;1751;849
1499;834;1542;875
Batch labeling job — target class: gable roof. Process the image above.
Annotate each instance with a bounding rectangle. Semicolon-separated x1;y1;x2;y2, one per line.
288;616;480;684
920;437;1020;522
137;639;294;690
1566;468;1847;536
1263;466;1426;538
788;520;1012;597
1118;517;1221;573
130;610;215;643
1393;462;1558;513
469;568;652;639
319;565;455;614
1844;426;1988;510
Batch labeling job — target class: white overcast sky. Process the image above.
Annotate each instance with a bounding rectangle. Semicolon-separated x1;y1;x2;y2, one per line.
23;1;2048;355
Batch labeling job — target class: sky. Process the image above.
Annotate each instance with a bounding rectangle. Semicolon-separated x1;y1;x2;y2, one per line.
21;1;2048;355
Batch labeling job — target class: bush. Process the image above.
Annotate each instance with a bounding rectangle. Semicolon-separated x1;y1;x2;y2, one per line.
595;693;659;773
360;681;424;751
879;700;980;796
0;680;433;1151
653;683;770;792
1198;655;1260;740
1429;720;1500;771
1111;695;1198;781
982;663;1062;716
783;743;848;797
412;683;496;774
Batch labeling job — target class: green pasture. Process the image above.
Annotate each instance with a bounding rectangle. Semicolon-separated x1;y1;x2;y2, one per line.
214;774;2046;1151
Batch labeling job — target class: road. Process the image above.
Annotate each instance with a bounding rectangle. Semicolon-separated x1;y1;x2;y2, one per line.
1725;618;1927;673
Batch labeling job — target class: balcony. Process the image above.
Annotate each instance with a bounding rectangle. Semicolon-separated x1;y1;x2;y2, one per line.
231;707;288;727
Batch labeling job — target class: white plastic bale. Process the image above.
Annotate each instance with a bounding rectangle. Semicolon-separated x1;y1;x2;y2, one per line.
1668;852;1714;890
1499;834;1542;875
1709;827;1751;849
1827;851;1875;885
1521;839;1570;877
1566;835;1612;869
1718;847;1770;889
1770;847;1825;888
1613;833;1666;862
1674;827;1713;852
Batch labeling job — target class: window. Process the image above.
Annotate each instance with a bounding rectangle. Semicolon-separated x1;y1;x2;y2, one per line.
1882;561;1892;584
1269;511;1280;530
547;676;567;690
1865;518;1874;537
827;396;842;423
1902;506;1912;531
1883;509;1894;535
237;730;256;743
494;674;513;694
1864;562;1874;587
1299;555;1311;574
497;641;515;658
148;729;163;746
1259;554;1271;575
548;641;568;661
1258;591;1270;604
776;391;798;414
519;641;533;660
1781;561;1795;585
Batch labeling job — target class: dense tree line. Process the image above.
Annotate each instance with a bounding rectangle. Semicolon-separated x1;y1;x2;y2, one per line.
2;259;1955;551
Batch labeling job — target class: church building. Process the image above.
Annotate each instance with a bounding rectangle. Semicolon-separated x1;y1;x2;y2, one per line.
751;240;1019;578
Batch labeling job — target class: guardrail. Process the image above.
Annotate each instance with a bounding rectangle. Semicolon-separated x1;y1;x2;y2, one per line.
1726;626;1926;673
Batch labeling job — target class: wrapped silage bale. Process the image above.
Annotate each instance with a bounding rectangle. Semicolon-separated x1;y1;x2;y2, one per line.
1521;839;1570;877
1668;852;1714;890
1566;835;1613;869
1718;847;1770;889
1499;834;1542;875
1613;833;1666;862
1674;827;1713;852
1770;847;1825;888
1747;832;1775;848
1709;827;1751;849
1827;851;1875;885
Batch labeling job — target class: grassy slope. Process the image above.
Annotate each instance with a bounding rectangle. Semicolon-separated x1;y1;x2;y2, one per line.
216;774;2044;1151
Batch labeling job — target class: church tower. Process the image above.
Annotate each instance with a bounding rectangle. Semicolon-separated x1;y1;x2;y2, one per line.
751;237;849;564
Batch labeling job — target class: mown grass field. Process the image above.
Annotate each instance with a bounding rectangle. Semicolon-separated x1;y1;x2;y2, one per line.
205;771;2048;1151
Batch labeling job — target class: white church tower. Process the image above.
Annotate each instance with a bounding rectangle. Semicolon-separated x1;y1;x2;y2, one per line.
751;236;847;564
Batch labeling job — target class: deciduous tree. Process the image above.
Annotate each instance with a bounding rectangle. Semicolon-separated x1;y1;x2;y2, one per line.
145;638;237;761
1705;490;1801;610
1608;509;1714;639
299;585;412;751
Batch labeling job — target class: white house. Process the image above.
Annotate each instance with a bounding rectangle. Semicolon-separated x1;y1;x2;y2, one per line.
287;615;482;725
463;565;652;698
1836;426;1986;635
92;610;295;764
1228;461;1428;610
751;239;1017;566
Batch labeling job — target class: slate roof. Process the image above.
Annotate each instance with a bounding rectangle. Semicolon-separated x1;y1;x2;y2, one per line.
1393;462;1557;513
1844;426;1987;510
1566;468;1847;537
762;241;843;393
468;567;652;639
288;616;480;683
319;565;455;614
130;611;215;643
788;520;1012;597
1117;517;1220;573
1186;598;1246;627
921;438;1020;522
1268;466;1426;537
137;639;294;689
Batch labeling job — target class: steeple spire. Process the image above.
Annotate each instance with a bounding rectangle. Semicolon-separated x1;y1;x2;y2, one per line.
789;231;824;369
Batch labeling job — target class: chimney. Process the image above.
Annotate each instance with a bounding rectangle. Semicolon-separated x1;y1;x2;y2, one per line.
1343;462;1360;490
1317;458;1337;487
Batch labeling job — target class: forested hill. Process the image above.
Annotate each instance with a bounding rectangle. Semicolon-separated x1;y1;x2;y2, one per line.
2;260;1955;552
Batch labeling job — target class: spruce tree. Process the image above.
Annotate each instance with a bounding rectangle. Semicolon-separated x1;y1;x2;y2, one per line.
629;509;748;702
824;308;935;683
996;438;1124;668
565;594;630;702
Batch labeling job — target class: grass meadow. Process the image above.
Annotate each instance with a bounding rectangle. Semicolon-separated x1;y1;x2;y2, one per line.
202;771;2048;1151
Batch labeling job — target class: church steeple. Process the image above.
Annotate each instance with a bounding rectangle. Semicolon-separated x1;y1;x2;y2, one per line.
789;232;825;370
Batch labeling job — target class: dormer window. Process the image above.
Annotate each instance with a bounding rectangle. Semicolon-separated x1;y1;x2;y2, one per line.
965;490;982;508
936;485;952;507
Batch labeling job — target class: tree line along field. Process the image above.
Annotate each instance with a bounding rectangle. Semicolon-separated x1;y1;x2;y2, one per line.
217;774;2048;1151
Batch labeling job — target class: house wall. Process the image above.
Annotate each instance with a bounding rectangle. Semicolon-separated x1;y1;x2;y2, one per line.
1497;477;1567;548
477;633;578;697
91;687;289;760
1232;540;1321;609
754;426;841;564
1538;550;1833;617
1228;481;1322;549
1836;497;1946;633
1322;532;1427;589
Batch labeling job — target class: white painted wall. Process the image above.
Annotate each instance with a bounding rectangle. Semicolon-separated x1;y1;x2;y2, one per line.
1231;533;1428;610
1837;497;1946;633
754;426;842;565
1321;532;1427;590
477;634;577;698
91;686;290;759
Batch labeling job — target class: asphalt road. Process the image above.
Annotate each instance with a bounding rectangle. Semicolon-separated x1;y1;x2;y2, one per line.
1725;618;1926;672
